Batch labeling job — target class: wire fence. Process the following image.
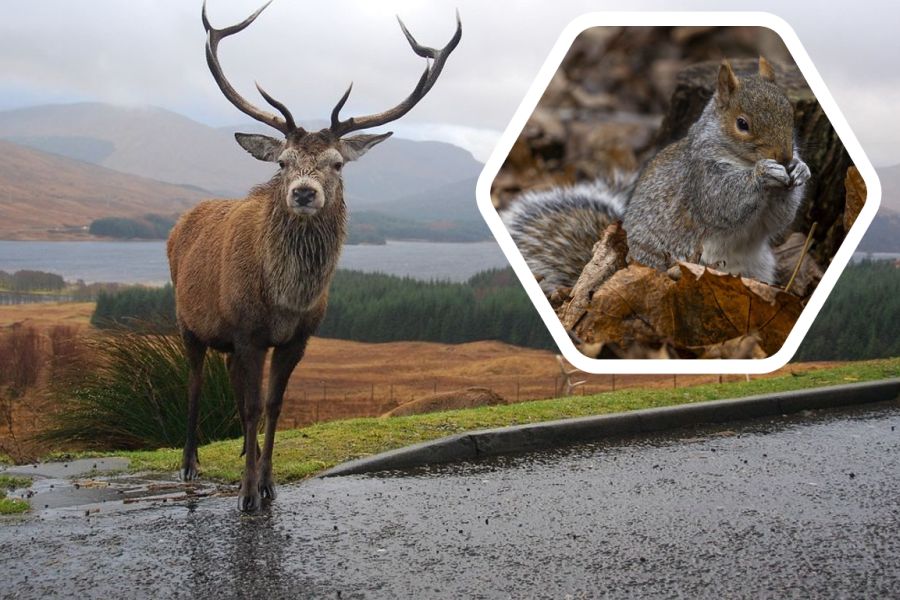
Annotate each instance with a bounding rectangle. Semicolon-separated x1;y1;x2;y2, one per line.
279;373;752;429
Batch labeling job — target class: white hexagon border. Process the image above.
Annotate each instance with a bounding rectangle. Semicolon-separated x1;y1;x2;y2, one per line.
476;11;882;375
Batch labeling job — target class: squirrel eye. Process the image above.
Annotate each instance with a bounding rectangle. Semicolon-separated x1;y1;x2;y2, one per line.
277;160;286;169
333;161;344;172
736;117;750;132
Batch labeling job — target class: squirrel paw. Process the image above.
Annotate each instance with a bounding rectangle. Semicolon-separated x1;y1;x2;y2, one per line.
788;157;811;187
756;159;791;188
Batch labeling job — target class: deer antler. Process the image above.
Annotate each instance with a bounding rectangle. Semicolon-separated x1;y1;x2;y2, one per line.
202;0;298;134
329;11;462;137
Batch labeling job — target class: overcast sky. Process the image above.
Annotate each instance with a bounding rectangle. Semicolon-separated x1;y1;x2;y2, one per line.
1;0;899;166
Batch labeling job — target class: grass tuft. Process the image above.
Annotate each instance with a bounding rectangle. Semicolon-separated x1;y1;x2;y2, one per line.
0;474;31;515
41;328;240;450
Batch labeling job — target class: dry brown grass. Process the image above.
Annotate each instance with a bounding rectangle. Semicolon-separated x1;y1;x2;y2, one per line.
0;301;844;459
0;310;92;460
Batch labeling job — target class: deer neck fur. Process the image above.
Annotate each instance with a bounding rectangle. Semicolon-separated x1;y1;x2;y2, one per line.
254;179;347;313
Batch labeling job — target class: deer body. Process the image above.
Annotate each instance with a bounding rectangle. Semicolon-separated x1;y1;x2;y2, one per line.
169;2;460;511
167;178;345;352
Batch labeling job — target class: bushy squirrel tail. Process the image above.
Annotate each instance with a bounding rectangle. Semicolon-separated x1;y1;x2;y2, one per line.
501;172;636;292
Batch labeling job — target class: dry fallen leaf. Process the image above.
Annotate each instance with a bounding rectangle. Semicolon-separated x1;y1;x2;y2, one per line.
561;263;674;347
561;262;804;358
668;264;803;356
844;165;866;232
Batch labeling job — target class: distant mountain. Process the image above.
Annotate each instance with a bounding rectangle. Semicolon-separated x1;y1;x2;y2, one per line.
852;165;900;253
217;121;482;207
0;139;207;240
0;103;483;205
858;208;900;253
371;177;481;222
0;103;266;197
876;164;900;213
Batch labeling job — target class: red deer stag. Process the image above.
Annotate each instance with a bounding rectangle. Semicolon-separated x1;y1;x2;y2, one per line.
167;1;461;511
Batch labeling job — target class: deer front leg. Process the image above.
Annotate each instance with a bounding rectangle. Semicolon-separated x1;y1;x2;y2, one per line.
259;335;309;501
180;330;207;481
228;354;260;459
234;345;266;512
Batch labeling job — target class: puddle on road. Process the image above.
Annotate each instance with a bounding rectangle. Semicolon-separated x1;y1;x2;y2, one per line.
2;458;231;519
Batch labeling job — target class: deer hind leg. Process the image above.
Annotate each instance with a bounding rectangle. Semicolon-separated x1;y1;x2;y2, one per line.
180;330;207;481
234;344;267;512
258;334;310;501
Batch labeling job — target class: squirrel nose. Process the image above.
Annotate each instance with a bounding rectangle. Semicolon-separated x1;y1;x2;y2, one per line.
291;186;317;207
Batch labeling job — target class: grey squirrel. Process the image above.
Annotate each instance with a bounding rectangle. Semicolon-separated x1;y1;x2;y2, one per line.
502;57;811;292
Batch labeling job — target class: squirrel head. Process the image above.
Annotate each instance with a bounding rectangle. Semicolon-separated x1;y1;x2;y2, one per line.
714;57;795;166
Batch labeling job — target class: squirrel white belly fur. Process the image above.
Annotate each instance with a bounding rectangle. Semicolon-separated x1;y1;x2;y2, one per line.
502;58;810;292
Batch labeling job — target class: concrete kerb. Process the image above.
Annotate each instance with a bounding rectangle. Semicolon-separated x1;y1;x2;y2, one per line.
318;378;900;477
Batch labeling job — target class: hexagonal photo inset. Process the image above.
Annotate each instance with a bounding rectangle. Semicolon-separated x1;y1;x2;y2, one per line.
489;24;873;363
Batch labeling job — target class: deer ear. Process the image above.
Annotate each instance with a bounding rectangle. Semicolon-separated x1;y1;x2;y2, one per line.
338;132;393;162
716;60;739;107
234;133;284;162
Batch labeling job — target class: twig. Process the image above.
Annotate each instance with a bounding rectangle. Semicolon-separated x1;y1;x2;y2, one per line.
785;222;817;295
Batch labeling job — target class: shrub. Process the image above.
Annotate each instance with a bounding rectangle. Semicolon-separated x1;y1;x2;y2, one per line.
42;327;239;450
0;325;44;393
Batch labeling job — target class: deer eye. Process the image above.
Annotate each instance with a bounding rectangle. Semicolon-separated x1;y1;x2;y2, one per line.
736;117;750;132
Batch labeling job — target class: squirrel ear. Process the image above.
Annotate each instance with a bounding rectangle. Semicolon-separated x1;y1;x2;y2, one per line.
717;60;739;106
758;56;776;82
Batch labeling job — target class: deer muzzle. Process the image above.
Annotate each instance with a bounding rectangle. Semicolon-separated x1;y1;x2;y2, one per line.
287;179;324;215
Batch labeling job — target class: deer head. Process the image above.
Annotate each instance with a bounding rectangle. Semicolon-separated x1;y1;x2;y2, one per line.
203;0;461;216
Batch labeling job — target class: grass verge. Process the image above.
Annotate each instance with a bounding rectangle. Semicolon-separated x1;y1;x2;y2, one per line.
105;358;899;483
0;474;31;515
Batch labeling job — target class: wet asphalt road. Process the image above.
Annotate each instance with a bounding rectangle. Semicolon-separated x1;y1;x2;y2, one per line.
1;400;899;599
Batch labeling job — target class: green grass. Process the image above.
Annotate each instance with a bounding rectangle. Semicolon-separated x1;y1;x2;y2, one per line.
103;358;900;484
0;475;31;489
0;474;31;515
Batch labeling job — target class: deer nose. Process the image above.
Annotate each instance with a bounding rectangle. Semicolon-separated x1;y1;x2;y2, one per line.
291;186;317;207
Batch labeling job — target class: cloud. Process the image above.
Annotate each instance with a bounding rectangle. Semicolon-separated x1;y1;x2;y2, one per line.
0;0;898;165
389;123;500;163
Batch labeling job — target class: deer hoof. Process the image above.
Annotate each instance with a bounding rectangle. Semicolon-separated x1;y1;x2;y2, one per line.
238;491;262;512
179;457;200;481
259;481;277;501
179;467;200;481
